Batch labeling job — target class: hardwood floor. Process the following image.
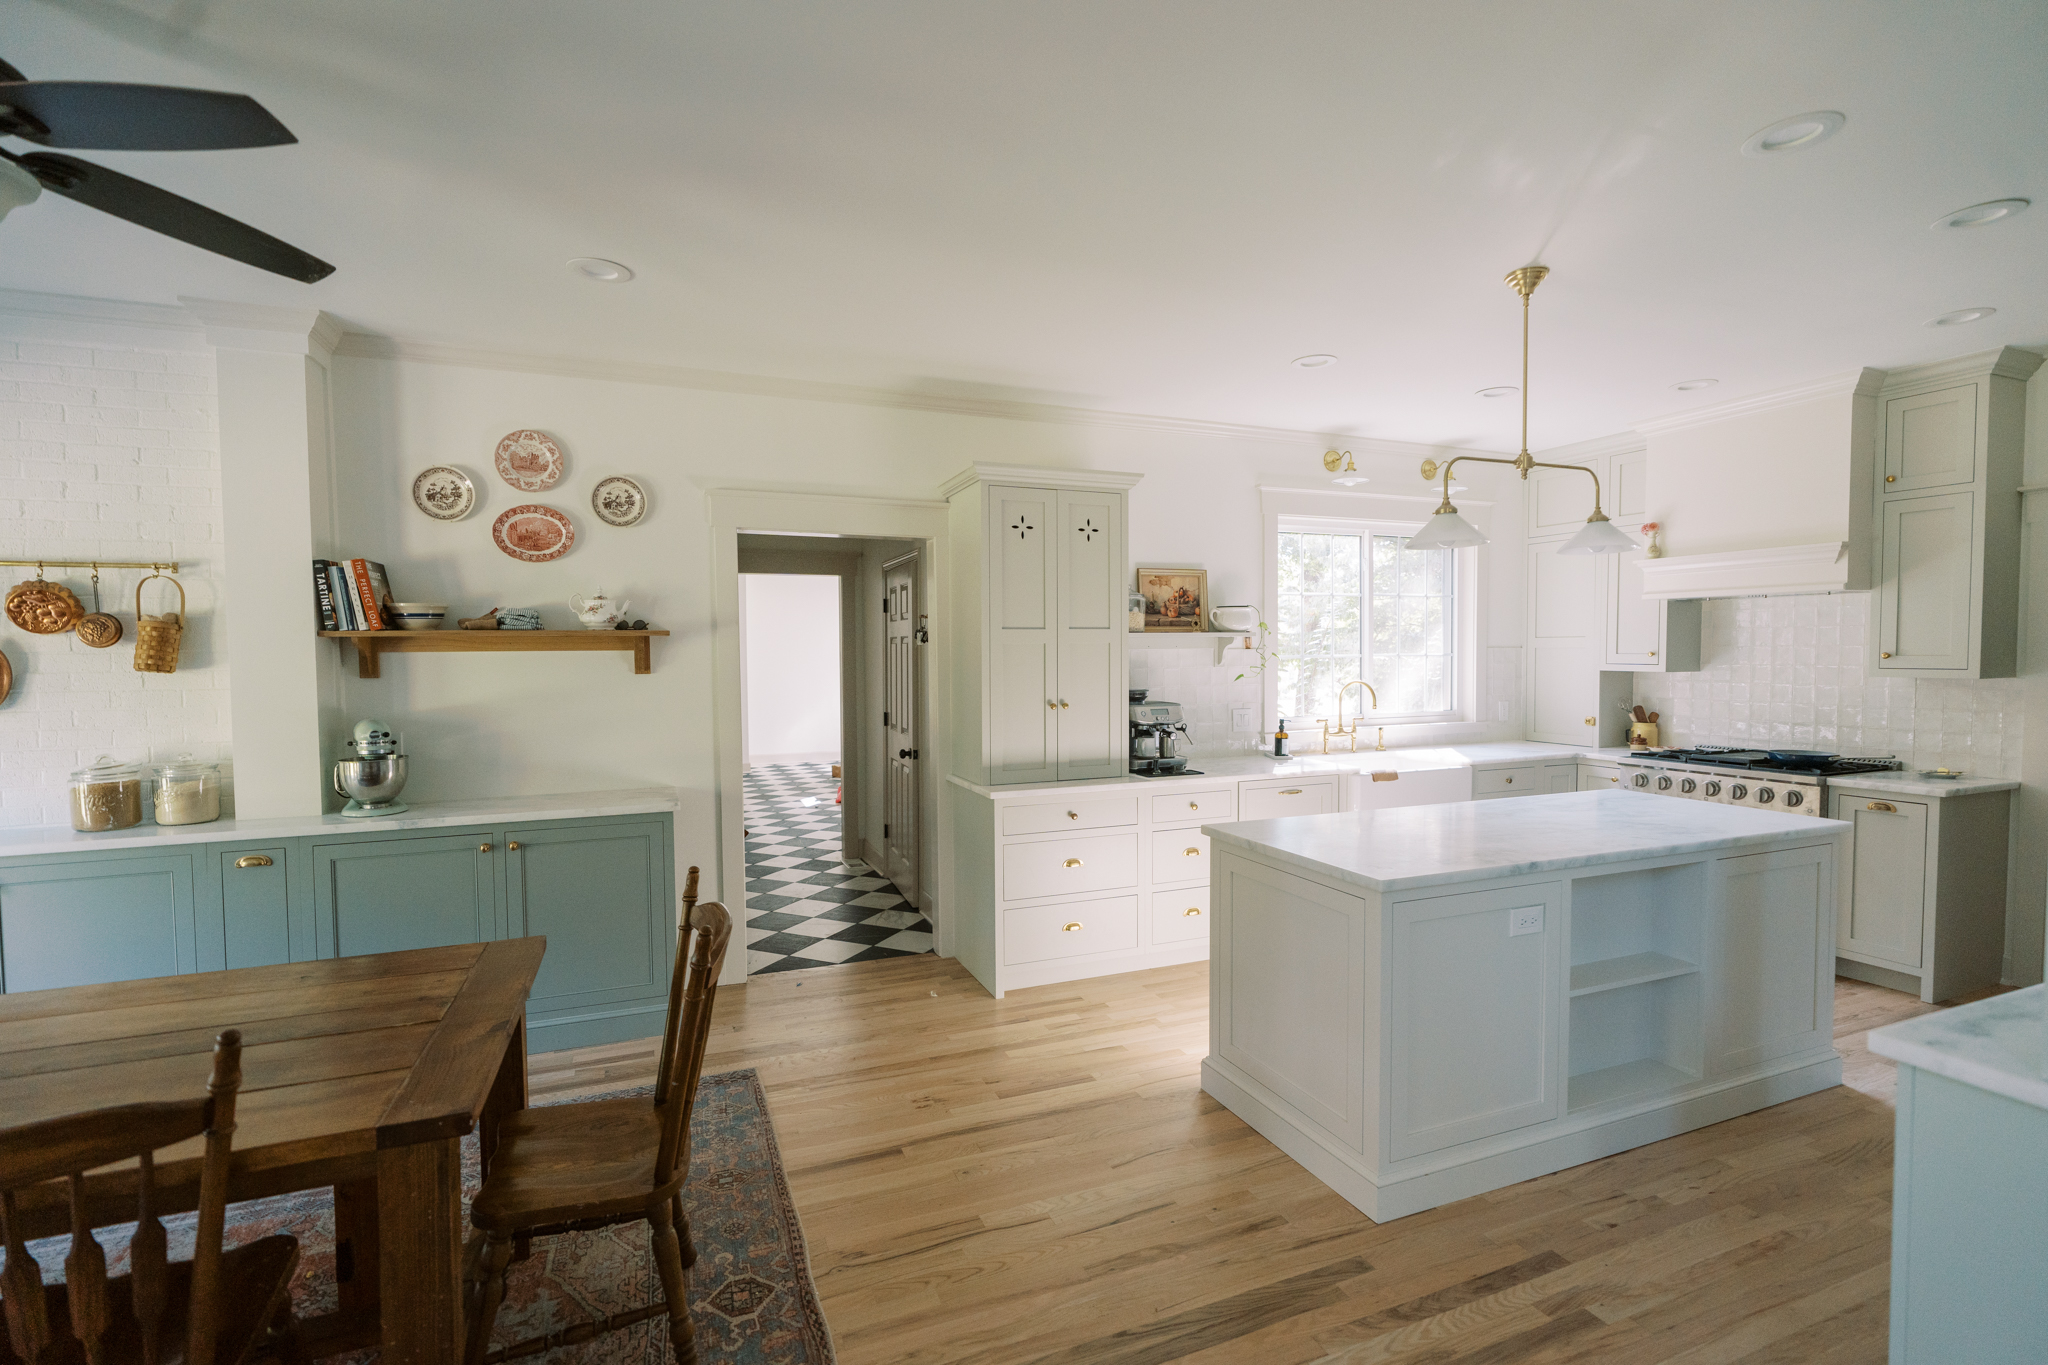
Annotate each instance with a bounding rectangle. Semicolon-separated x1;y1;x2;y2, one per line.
529;959;1973;1364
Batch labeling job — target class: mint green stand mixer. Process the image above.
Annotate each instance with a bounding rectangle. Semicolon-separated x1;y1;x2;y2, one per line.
332;718;410;817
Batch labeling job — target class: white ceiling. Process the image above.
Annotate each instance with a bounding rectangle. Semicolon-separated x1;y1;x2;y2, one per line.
4;0;2045;448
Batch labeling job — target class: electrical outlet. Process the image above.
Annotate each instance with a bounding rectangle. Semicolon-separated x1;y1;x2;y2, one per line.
1509;906;1544;937
1232;708;1255;733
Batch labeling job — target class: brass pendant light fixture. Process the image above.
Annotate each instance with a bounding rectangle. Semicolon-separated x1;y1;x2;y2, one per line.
1407;266;1636;555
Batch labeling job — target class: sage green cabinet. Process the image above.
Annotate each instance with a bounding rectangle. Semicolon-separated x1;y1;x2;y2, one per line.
0;853;197;993
506;821;669;1015
313;832;500;959
216;844;294;970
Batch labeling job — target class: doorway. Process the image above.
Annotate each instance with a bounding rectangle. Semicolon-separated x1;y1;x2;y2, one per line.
736;538;933;977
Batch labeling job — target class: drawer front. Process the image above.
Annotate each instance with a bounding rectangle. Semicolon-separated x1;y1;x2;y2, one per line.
1475;764;1545;797
1000;795;1140;837
1151;830;1211;886
1579;764;1624;792
1152;787;1236;827
1238;778;1339;822
1152;887;1211;944
1002;832;1140;901
1004;895;1140;965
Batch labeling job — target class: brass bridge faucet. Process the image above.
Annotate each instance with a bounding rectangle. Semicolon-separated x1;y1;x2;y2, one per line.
1318;680;1385;752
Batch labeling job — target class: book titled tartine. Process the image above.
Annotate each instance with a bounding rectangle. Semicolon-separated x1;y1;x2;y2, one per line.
314;558;397;630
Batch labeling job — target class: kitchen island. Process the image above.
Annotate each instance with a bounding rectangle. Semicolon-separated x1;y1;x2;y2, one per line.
1200;789;1848;1220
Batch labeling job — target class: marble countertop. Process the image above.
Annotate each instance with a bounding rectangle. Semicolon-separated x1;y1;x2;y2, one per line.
0;787;681;858
1868;986;2048;1111
1824;772;2020;798
947;741;1626;798
1203;788;1848;893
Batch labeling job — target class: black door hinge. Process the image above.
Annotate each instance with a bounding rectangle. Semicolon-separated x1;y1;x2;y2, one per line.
883;710;890;726
883;823;890;838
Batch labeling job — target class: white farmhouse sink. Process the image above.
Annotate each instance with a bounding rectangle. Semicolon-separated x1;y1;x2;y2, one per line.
1339;757;1473;810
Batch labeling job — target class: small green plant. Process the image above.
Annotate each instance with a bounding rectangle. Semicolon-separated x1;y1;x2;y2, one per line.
1233;620;1275;682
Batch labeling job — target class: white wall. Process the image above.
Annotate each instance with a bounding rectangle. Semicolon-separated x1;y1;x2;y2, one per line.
0;323;230;827
741;573;841;762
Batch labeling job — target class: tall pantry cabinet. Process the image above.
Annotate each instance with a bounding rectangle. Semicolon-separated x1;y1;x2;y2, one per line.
943;465;1142;786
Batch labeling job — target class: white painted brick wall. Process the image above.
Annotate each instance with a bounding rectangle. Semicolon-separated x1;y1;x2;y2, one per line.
0;336;231;827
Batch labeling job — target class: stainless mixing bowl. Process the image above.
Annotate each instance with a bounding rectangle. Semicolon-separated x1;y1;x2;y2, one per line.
332;755;408;808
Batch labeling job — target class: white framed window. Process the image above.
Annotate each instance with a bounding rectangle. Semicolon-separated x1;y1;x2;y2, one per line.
1274;520;1459;726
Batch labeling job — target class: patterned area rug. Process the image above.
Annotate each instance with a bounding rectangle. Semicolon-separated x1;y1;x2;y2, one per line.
18;1070;832;1365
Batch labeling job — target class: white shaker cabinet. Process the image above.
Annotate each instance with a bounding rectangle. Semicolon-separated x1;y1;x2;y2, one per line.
946;465;1140;786
1871;348;2041;679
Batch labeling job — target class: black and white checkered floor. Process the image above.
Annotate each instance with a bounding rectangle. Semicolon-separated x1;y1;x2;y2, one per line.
743;762;933;975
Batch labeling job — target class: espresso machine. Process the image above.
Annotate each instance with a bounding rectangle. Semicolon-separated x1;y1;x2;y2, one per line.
1129;690;1199;777
332;718;411;817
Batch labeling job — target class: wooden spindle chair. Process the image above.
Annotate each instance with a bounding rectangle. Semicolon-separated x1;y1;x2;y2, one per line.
464;868;732;1365
0;1030;303;1365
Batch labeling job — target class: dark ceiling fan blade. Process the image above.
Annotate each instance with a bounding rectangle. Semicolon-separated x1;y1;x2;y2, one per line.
0;82;295;150
16;152;333;282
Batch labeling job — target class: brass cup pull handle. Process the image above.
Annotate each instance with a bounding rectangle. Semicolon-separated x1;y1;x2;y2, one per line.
1062;921;1083;932
1279;788;1303;795
234;854;272;869
1184;847;1201;857
508;840;522;851
1063;858;1083;867
1183;907;1202;917
1868;801;1898;813
478;842;493;853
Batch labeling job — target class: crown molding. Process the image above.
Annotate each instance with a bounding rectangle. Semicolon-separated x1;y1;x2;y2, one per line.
1880;345;2045;389
1635;541;1850;600
1533;430;1647;465
938;463;1146;498
181;299;342;359
1633;367;1885;437
0;286;207;350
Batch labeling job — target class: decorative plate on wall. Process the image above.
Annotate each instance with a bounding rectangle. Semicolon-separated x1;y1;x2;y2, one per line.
493;429;565;491
591;476;648;527
492;504;575;562
412;466;477;521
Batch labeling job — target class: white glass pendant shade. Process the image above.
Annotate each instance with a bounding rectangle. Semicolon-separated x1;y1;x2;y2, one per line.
0;161;41;222
1406;507;1488;550
1557;513;1638;555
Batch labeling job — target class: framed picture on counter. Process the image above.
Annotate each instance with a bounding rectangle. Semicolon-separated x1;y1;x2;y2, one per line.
1136;567;1208;632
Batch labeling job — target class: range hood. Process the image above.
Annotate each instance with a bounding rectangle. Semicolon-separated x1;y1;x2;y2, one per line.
1635;542;1850;600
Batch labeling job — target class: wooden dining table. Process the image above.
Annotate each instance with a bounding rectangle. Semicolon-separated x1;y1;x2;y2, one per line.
0;937;546;1365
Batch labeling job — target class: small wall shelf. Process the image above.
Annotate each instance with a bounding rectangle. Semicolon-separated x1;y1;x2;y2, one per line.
320;629;670;678
1130;630;1255;666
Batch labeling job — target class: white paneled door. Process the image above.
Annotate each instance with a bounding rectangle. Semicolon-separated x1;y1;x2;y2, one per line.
1055;488;1125;781
883;553;921;904
987;486;1059;784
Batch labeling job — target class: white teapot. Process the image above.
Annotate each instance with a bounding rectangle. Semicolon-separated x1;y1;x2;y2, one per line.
569;590;628;630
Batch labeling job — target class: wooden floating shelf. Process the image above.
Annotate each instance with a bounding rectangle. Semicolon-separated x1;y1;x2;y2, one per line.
320;629;671;678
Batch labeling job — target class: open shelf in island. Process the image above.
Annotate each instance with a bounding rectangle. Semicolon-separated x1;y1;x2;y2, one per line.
319;629;671;678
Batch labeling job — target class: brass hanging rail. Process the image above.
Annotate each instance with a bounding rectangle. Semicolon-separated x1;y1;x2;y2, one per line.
0;559;179;572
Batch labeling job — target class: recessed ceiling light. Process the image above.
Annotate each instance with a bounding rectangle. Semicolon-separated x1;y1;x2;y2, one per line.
1293;354;1338;369
1671;378;1719;392
568;257;634;283
1740;111;1846;157
1932;198;2030;229
1931;307;1996;327
1476;386;1518;399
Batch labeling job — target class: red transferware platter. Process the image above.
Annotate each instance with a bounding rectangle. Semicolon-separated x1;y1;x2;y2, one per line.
494;429;565;491
492;504;575;562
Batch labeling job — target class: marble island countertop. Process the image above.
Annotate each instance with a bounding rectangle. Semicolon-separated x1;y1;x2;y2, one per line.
948;741;1632;798
1203;788;1848;893
1867;985;2048;1111
0;787;681;859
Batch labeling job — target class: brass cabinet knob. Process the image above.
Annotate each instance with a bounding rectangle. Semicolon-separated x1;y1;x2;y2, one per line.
1504;776;1513;784
1886;474;1897;482
1047;699;1058;710
1584;717;1596;726
1868;801;1898;813
234;854;272;869
1067;810;1079;820
508;840;522;851
1063;857;1083;867
1648;651;1656;658
1881;652;1892;659
1183;907;1202;917
1058;699;1069;709
478;842;493;853
1184;846;1201;856
1062;921;1083;932
1188;801;1200;810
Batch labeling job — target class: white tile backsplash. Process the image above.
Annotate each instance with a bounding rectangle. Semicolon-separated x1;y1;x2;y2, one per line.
1129;641;1266;756
1631;594;2022;778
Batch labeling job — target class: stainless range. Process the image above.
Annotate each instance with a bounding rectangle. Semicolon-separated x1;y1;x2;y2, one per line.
1616;746;1904;817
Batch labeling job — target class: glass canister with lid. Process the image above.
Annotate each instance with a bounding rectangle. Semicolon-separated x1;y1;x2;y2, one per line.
69;756;145;832
153;754;222;826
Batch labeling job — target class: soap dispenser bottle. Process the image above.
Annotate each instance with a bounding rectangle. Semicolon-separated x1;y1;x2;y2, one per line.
1273;718;1289;758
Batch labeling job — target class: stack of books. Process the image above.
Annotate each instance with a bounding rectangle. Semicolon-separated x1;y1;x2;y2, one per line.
313;559;396;631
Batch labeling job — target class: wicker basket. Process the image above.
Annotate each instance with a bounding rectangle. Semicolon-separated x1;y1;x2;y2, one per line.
133;573;184;674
